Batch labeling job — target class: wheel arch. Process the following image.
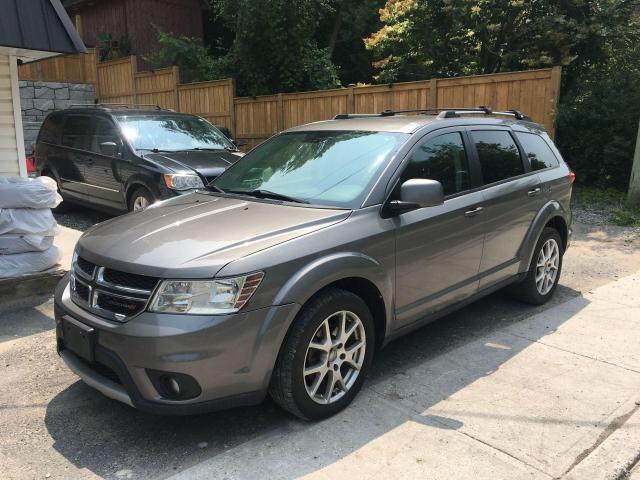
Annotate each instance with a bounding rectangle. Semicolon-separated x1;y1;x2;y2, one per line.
518;200;570;272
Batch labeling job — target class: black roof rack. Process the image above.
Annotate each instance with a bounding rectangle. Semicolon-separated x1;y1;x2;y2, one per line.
69;103;173;111
333;106;532;121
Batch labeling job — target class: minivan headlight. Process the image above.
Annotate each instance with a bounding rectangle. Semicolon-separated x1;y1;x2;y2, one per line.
163;174;205;191
148;272;264;315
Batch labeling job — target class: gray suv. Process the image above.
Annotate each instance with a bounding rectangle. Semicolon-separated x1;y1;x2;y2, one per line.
54;108;573;420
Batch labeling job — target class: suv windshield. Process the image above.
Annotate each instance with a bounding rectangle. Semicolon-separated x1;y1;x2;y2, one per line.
115;114;234;152
212;130;408;209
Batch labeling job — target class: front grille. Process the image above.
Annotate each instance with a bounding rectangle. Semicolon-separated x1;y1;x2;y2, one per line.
74;280;90;302
71;256;157;322
96;292;148;317
76;257;96;278
103;269;159;292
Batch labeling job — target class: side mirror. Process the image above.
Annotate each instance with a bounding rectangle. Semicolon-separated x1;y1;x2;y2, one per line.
99;141;118;157
234;139;248;148
388;179;444;214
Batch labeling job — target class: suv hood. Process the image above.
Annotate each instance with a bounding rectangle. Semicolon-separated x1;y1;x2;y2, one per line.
77;193;350;278
143;150;243;180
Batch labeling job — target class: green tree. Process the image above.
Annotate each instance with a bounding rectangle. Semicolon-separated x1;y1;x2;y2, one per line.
209;0;341;96
365;0;637;87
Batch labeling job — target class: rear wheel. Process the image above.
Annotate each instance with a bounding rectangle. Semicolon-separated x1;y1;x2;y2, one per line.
128;187;154;212
509;227;563;305
269;288;375;420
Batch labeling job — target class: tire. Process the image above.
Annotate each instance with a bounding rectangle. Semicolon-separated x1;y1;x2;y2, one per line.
128;187;154;212
509;227;564;305
269;288;375;420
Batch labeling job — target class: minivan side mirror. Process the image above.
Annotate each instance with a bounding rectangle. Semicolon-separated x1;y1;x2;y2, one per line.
388;179;444;214
99;141;118;157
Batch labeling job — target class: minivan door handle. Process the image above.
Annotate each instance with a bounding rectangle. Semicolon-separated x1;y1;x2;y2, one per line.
527;187;541;197
464;206;484;217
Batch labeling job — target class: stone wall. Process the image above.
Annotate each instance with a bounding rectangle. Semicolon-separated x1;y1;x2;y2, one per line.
19;81;95;154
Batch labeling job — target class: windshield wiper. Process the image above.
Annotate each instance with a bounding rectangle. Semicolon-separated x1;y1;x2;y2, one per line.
224;189;309;204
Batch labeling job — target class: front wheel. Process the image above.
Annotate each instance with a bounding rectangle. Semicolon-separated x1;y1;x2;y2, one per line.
128;187;155;212
269;288;375;420
509;227;563;305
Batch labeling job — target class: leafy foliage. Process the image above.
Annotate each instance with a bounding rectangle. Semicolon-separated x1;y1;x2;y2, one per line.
365;0;637;86
556;72;640;190
209;0;341;96
145;26;217;83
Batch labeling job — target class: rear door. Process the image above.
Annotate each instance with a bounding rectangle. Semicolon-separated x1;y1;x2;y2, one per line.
84;116;127;210
394;128;485;327
468;128;545;289
58;114;95;200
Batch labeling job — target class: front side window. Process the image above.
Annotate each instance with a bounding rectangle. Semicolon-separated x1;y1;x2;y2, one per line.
471;130;524;184
514;132;559;171
115;114;234;152
213;131;408;209
90;118;122;155
401;132;470;196
61;115;93;151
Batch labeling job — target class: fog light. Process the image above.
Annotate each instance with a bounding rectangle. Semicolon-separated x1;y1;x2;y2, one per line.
168;377;181;395
146;369;202;400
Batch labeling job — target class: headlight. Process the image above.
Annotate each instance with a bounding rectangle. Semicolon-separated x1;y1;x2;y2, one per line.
163;174;205;191
148;272;264;315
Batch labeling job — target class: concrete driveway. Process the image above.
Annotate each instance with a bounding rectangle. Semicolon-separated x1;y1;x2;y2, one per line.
1;221;639;480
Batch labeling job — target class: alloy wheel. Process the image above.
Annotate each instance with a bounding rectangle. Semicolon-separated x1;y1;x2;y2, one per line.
133;195;150;211
535;238;560;295
303;310;366;405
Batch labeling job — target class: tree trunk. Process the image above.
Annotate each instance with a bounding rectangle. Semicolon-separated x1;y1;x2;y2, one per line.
328;0;346;59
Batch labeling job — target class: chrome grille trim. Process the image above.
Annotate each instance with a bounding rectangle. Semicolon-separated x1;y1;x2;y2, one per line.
70;256;157;323
95;267;153;295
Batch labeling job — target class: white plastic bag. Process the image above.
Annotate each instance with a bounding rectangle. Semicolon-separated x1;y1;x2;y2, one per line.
0;208;57;235
0;176;62;209
0;234;55;254
0;246;61;278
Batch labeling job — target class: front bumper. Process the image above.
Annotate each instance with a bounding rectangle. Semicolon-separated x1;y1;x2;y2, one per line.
54;275;300;415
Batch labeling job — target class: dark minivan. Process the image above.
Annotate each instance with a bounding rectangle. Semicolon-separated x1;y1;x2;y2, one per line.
35;105;244;212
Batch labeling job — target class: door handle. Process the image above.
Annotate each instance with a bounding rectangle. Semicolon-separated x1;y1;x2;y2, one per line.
527;187;541;197
85;158;94;166
464;206;484;217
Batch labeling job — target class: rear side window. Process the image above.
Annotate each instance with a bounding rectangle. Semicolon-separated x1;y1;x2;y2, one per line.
471;130;524;184
514;132;559;170
61;115;93;151
38;115;63;144
401;132;471;196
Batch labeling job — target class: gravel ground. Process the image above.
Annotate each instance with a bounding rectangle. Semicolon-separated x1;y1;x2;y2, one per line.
53;205;113;232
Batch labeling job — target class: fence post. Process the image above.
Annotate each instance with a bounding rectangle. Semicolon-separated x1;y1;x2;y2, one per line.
429;78;438;109
130;56;138;105
172;66;180;111
229;78;237;134
347;86;355;114
628;118;640;206
276;93;284;131
548;66;562;139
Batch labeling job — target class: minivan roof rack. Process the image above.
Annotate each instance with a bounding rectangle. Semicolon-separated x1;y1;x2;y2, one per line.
69;103;173;111
333;106;532;121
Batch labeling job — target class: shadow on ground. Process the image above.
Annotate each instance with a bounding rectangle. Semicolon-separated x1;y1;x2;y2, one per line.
44;284;585;479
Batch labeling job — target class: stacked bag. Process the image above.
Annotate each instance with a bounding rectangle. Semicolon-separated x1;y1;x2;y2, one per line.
0;176;62;278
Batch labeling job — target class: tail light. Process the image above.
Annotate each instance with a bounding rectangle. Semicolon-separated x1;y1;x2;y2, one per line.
568;170;576;185
26;144;37;177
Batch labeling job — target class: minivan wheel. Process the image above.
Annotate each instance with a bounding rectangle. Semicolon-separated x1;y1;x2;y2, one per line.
128;187;154;212
509;227;563;305
269;288;375;420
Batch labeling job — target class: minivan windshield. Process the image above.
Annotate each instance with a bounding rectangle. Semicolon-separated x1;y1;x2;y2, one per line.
212;131;408;209
115;114;234;152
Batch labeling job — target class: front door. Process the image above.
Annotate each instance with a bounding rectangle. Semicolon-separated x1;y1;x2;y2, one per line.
394;130;485;328
84;117;127;210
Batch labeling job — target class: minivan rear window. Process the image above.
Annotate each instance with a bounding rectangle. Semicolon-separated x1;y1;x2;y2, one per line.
514;132;559;170
38;114;63;144
61;115;93;151
471;130;524;184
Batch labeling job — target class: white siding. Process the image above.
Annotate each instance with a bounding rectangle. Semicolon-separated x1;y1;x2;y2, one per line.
0;53;25;177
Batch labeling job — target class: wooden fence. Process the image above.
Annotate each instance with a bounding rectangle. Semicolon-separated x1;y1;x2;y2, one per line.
18;49;98;84
19;51;561;148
